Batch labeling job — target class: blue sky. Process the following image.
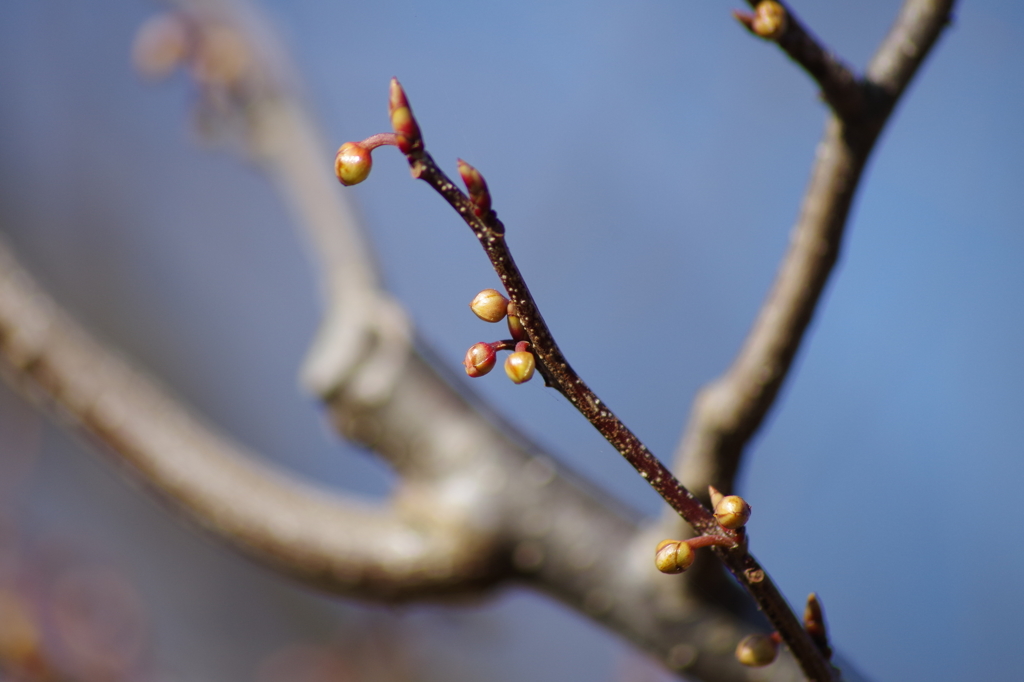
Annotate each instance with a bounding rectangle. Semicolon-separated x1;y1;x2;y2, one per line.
2;1;1023;681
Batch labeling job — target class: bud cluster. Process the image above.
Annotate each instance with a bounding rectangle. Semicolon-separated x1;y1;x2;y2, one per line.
464;290;536;384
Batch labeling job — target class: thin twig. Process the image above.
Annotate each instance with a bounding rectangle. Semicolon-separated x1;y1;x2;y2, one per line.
739;1;864;121
393;117;837;682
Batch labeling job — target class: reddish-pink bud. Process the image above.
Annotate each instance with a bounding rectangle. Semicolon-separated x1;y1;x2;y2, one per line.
464;342;497;378
504;347;536;384
457;159;492;216
335;142;373;186
388;78;422;154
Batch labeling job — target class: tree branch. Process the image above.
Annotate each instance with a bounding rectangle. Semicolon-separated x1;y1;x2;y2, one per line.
739;1;863;121
671;0;956;517
0;236;504;599
378;86;836;680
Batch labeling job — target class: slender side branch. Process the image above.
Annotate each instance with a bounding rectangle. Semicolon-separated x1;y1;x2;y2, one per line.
739;1;862;121
673;0;957;502
384;83;836;681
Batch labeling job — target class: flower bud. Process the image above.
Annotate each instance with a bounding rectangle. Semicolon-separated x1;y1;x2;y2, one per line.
708;485;724;510
504;349;535;384
804;592;832;658
752;1;787;40
389;78;422;154
335;142;373;186
507;314;527;342
735;633;779;667
469;289;509;323
464;342;497;378
714;495;751;530
457;159;492;216
654;539;695;574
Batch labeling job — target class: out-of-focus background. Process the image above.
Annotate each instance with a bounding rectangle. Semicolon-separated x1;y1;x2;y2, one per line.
1;1;1022;680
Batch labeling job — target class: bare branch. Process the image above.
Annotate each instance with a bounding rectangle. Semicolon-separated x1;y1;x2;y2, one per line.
867;0;957;99
738;1;863;120
149;0;412;406
370;84;838;681
0;236;504;600
672;0;956;505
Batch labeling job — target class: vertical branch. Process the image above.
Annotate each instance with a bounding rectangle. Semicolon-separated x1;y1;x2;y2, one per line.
672;0;957;505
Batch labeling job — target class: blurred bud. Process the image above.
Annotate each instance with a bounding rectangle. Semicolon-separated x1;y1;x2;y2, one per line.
714;495;751;530
192;23;250;86
0;589;42;671
504;347;535;384
654;539;695;574
469;289;509;323
752;1;787;40
389;78;422;154
132;13;190;80
804;593;832;658
708;485;724;510
735;633;779;667
464;343;497;378
335;142;373;186
457;159;492;216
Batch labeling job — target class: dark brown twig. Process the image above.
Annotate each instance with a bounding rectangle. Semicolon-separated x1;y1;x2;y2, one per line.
386;83;837;681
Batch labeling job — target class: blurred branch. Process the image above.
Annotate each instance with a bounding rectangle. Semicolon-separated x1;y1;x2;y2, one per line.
736;1;863;120
672;0;956;505
0;228;812;680
0;236;501;600
0;1;955;680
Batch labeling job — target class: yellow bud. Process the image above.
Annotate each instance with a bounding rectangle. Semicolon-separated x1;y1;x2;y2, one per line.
752;1;787;40
507;314;527;342
654;539;695;574
335;142;373;186
735;633;779;667
714;495;751;530
469;289;509;323
504;351;535;384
